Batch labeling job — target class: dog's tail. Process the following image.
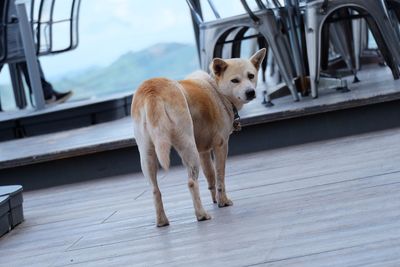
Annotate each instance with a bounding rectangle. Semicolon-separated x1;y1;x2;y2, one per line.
133;78;193;171
145;100;172;171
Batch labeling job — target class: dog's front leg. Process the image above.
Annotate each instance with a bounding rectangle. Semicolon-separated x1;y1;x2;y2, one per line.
200;151;217;203
214;142;233;207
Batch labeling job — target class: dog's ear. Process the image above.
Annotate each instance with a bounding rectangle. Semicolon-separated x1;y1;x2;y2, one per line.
250;48;267;70
210;58;228;77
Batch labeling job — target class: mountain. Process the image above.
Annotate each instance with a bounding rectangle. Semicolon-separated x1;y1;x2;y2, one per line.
54;42;200;100
0;42;200;109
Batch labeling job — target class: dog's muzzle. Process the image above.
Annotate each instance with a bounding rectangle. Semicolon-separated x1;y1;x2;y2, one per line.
245;89;256;100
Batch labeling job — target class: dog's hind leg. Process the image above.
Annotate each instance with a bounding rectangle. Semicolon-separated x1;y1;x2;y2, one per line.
175;140;211;221
136;129;169;227
200;151;217;204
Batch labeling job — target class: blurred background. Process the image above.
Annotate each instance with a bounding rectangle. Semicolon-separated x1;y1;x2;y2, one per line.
0;0;253;110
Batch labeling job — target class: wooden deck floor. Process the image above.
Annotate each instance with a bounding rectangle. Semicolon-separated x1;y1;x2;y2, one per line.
1;127;400;266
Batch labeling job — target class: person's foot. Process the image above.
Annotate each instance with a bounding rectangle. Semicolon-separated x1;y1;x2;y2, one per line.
45;91;73;104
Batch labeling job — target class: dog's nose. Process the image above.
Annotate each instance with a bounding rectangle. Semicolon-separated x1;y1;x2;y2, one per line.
245;89;256;100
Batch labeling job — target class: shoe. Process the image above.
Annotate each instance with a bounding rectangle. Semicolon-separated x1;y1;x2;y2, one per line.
45;91;73;104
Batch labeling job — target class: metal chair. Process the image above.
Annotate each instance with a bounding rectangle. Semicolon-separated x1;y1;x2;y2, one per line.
263;1;360;96
0;0;41;109
0;0;81;110
187;0;300;101
304;0;400;98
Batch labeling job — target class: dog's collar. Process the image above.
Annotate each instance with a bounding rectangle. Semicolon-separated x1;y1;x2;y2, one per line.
232;103;241;132
207;73;241;132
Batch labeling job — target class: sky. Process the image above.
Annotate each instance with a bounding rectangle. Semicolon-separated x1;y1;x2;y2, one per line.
40;0;197;78
39;0;246;79
0;0;247;83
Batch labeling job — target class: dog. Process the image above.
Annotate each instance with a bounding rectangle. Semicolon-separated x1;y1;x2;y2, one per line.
131;48;266;227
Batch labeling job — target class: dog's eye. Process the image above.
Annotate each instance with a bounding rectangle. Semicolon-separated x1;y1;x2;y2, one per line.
248;73;255;80
231;78;240;83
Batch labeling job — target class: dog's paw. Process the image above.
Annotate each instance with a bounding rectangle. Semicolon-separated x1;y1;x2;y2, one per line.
157;221;170;227
217;195;233;208
211;193;217;204
156;215;170;227
208;187;217;204
196;211;212;221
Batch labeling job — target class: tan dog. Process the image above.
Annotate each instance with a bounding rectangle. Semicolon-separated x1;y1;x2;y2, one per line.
131;49;266;226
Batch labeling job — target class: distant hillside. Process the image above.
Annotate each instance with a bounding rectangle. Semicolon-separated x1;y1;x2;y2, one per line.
54;42;199;100
0;43;199;109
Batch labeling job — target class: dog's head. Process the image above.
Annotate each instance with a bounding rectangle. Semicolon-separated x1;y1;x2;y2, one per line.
210;48;266;106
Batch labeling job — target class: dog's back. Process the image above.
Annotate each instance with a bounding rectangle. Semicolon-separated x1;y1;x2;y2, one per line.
131;77;196;170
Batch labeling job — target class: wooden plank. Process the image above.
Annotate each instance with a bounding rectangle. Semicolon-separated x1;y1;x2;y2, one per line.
1;126;400;266
11;126;400;227
2;170;396;266
49;191;399;267
5;171;396;255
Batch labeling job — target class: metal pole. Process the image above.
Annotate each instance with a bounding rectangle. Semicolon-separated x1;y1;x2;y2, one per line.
9;63;27;109
285;0;306;77
188;0;202;63
15;0;45;110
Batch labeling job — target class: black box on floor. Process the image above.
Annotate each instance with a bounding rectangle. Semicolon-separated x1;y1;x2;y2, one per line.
0;185;24;228
0;196;10;237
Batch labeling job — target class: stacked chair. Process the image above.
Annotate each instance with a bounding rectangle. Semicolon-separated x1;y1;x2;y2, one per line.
187;0;400;103
304;0;400;98
187;0;300;102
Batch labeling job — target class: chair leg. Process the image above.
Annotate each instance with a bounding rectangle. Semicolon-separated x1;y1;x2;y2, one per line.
16;2;46;110
367;2;400;72
263;32;299;101
330;21;359;82
352;16;363;72
388;10;400;51
367;17;400;79
275;42;299;101
266;49;276;81
320;24;330;71
305;14;320;98
257;37;268;82
9;63;28;109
